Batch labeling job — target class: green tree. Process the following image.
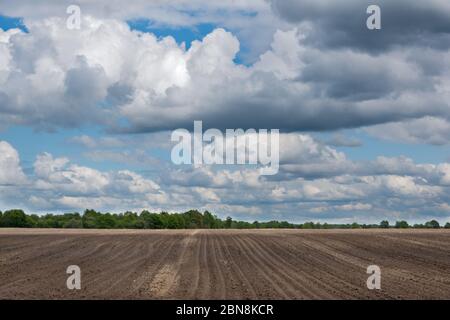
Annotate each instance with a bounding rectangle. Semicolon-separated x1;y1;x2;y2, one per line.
425;220;440;229
302;222;315;229
141;211;165;229
184;210;204;228
63;218;83;228
379;220;389;228
82;209;101;228
280;221;292;228
121;211;140;229
203;211;218;229
395;220;409;229
351;222;361;229
2;208;445;231
97;213;117;229
166;214;185;229
26;214;39;228
1;209;29;227
225;216;233;229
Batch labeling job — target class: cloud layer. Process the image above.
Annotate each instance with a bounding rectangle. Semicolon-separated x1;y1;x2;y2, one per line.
1;1;450;223
1;12;449;134
1;138;449;223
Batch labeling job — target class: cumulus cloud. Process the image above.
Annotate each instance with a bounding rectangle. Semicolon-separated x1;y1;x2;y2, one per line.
366;117;450;145
0;142;166;211
1;138;450;222
34;152;111;196
1;15;449;134
33;152;162;199
154;132;450;221
0;141;27;185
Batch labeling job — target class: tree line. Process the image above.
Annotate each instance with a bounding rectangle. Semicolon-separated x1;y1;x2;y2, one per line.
0;209;449;229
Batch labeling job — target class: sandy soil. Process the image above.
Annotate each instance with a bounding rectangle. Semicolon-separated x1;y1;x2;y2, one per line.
0;228;449;299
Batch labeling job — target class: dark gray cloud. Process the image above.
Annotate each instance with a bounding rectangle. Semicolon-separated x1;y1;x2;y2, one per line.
270;0;450;52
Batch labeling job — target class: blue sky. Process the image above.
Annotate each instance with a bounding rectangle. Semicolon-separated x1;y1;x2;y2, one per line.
0;15;27;32
1;1;450;224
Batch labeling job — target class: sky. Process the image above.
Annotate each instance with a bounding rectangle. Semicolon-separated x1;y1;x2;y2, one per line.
1;0;450;224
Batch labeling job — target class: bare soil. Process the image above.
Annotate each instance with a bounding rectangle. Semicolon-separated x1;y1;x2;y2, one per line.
0;228;449;299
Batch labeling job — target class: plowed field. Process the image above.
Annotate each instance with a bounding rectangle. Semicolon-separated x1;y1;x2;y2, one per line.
0;229;449;299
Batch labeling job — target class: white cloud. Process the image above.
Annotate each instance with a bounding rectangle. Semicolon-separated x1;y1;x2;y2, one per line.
0;0;277;65
34;152;110;195
335;203;372;211
365;175;442;198
33;152;162;198
0;141;27;185
366;117;450;145
1;16;449;134
0;139;450;223
1;1;270;25
112;170;160;194
437;164;450;185
254;28;304;79
25;151;164;211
